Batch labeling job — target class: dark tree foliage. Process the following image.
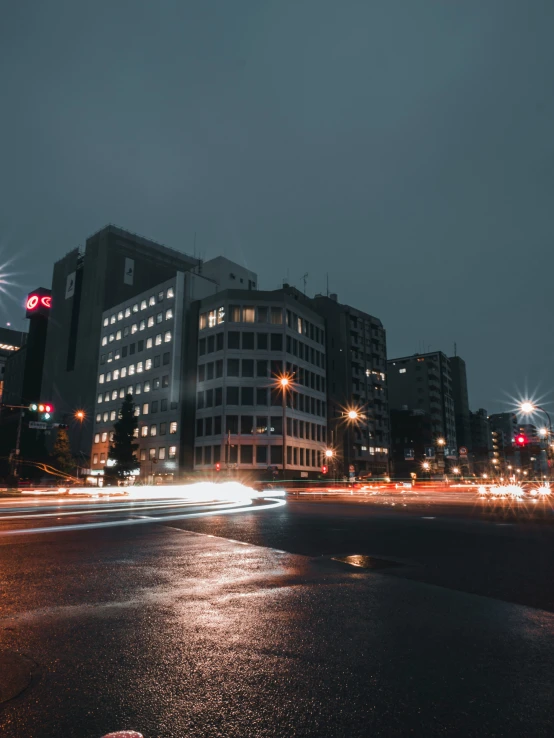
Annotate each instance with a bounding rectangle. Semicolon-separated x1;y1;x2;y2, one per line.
108;394;139;480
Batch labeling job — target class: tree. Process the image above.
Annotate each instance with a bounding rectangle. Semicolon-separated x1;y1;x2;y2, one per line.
52;427;74;475
108;394;139;480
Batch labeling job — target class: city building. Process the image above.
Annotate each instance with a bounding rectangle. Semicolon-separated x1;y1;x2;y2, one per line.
449;355;471;452
90;271;217;482
0;326;27;403
195;256;257;292
390;408;434;479
41;225;257;459
387;351;457;456
194;287;327;478
312;294;389;478
469;408;492;475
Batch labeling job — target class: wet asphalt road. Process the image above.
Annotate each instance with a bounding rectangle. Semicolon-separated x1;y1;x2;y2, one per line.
0;493;553;737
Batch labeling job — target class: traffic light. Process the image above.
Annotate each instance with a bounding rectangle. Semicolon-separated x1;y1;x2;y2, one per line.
515;433;527;447
215;462;221;472
321;464;328;475
29;402;54;420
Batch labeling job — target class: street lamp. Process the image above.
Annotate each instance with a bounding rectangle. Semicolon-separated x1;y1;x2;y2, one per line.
343;405;364;480
275;373;294;480
452;466;460;475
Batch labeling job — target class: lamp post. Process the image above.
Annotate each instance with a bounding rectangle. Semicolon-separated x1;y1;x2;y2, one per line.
436;436;446;475
519;401;552;479
276;374;293;480
74;410;86;479
325;447;335;483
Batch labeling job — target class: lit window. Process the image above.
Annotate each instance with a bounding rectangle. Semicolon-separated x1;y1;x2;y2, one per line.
144;380;151;392
129;364;135;375
166;309;173;320
139;320;146;331
135;383;142;395
141;425;148;437
243;306;255;322
164;331;172;343
199;313;207;330
150;424;157;436
104;392;109;401
121;366;127;378
113;369;120;380
140;449;146;461
114;348;121;360
134;407;140;417
229;305;241;322
141;300;147;310
169;446;176;459
119;388;125;398
145;359;152;370
101;336;108;346
106;372;112;382
133;303;139;313
103;318;109;327
93;453;98;464
142;403;149;415
127;385;133;395
159;447;166;460
101;432;108;442
137;361;144;373
117;311;123;321
111;390;118;400
148;316;154;328
146;338;153;349
217;307;225;324
167;287;174;299
110;315;116;324
99;373;105;384
208;309;217;328
149;448;156;460
110;410;116;421
131;323;138;334
97;393;103;403
169;421;178;434
107;352;113;363
116;330;122;340
94;433;100;443
399;368;406;374
155;334;162;345
109;334;115;343
96;413;101;423
125;307;131;318
361;445;367;451
149;296;156;307
103;412;109;422
133;428;139;438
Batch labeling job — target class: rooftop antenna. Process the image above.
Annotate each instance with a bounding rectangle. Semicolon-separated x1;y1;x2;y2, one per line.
302;272;308;295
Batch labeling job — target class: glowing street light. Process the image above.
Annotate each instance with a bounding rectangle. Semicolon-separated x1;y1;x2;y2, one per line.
325;448;334;459
436;437;446;447
274;373;295;479
75;410;85;421
452;466;460;475
520;401;535;414
422;461;430;471
539;427;548;437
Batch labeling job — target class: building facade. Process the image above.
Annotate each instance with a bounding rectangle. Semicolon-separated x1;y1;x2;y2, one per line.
312;294;389;477
194;288;327;478
387;351;457;454
0;326;27;403
449;356;471;452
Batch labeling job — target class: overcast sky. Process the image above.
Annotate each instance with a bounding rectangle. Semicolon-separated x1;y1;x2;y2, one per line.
1;0;553;412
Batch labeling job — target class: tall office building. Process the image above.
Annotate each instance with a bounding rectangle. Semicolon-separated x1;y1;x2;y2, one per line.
312;294;389;477
387;351;457;453
0;326;27;403
449;355;471;451
41;225;257;458
194;287;327;478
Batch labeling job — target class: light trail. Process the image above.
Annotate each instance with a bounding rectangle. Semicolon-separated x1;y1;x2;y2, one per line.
0;497;286;537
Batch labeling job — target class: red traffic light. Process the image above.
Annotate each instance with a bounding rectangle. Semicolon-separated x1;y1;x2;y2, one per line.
515;434;527;447
321;465;328;474
215;462;221;472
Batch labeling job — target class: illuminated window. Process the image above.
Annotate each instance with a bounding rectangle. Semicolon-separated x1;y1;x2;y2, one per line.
229;305;241;322
141;425;148;437
119;388;125;399
107;351;113;363
113;369;120;380
110;410;116;421
110;315;116;324
101;336;108;346
133;303;139;313
131;323;138;334
148;316;154;328
94;434;100;443
243;306;255;323
159;447;166;460
129;364;135;375
164;331;172;343
166;308;173;321
149;448;156;459
149;296;156;307
127;385;133;395
140;449;146;461
141;300;147;310
116;330;122;340
102;412;108;422
121;366;127;378
104;392;109;401
114;348;121;360
133;428;139;438
199;313;207;330
134;407;140;417
156;312;163;324
109;334;115;343
150;424;157;437
135;383;142;395
145;359;152;370
103;318;109;327
111;390;118;400
144;380;151;392
137;361;144;373
93;454;98;464
117;311;124;321
169;446;177;459
101;432;108;442
97;393;103;403
155;334;162;345
106;372;112;382
142;403;149;415
167;287;174;298
125;307;131;318
170;421;178;434
271;307;283;325
208;309;217;328
399;368;406;374
139;320;146;331
146;338;153;349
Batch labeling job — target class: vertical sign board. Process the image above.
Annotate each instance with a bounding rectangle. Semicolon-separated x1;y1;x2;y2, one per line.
65;272;76;299
124;258;134;285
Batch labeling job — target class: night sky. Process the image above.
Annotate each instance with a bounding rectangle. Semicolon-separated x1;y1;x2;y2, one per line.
2;1;553;412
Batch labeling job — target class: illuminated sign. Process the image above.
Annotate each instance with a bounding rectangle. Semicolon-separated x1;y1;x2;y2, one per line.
25;289;52;318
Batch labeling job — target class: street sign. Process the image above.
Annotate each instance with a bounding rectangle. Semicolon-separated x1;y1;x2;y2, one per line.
459;447;468;456
29;421;48;430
